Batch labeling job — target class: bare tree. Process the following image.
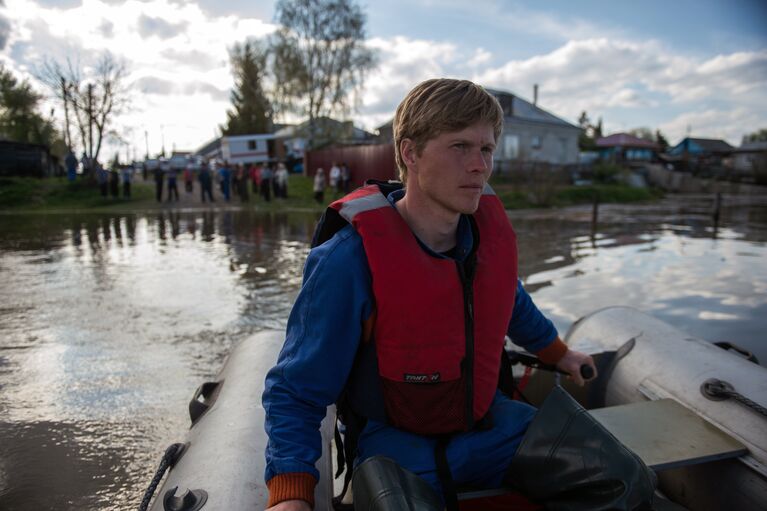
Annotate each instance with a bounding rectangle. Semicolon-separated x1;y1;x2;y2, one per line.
270;0;376;148
39;52;128;172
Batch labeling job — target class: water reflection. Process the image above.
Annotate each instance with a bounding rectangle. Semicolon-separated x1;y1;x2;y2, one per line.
0;196;765;510
509;197;767;365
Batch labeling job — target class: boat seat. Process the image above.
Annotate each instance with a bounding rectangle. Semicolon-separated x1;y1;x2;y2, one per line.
589;398;747;471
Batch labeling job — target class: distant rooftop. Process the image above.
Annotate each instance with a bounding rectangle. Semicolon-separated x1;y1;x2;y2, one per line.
485;88;579;129
375;87;579;135
737;140;767;152
597;133;659;149
684;137;734;152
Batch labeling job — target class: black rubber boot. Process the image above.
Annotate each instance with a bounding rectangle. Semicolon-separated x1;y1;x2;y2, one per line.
352;456;443;511
505;386;657;510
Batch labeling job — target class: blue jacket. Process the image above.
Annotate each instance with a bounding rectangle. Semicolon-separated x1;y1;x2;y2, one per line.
263;192;558;483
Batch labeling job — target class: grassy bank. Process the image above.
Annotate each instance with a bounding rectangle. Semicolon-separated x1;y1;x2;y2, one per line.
0;176;155;210
491;180;663;210
0;175;327;212
1;175;661;213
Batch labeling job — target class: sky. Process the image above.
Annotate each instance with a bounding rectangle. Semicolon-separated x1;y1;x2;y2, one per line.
1;0;766;159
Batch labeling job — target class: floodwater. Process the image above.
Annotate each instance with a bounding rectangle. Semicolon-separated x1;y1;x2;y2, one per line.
0;194;765;510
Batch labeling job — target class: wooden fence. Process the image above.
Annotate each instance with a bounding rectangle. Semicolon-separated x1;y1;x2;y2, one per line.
304;143;397;188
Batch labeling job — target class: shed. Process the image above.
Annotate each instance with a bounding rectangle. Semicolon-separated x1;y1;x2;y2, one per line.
596;133;659;162
0;140;55;177
667;137;734;174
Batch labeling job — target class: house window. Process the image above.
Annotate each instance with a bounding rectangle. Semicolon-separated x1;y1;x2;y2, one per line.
247;140;257;150
502;134;519;160
531;135;542;149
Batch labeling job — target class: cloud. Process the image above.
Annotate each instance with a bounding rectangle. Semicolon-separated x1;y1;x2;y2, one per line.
0;14;9;51
474;39;665;106
470;48;492;67
136;76;175;95
6;0;765;153
13;17;103;74
468;38;767;143
357;36;459;128
604;88;656;109
135;75;227;101
99;19;114;38
353;34;767;145
415;0;622;46
174;0;272;19
0;0;8;50
5;0;276;155
137;14;188;39
34;0;80;7
650;50;767;103
161;48;222;71
182;81;228;101
659;108;761;146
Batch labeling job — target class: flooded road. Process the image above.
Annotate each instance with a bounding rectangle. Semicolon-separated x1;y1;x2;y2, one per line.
0;194;766;510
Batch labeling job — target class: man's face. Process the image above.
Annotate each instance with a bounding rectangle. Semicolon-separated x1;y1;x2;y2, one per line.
407;122;496;216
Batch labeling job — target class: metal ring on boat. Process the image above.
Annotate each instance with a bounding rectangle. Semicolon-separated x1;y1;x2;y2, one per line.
700;378;735;401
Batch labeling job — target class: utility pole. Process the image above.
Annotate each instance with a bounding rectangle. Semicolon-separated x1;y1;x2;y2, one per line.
144;130;149;159
161;124;166;157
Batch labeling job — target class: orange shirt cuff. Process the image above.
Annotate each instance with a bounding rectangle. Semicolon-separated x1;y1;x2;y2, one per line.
535;337;568;365
266;472;317;508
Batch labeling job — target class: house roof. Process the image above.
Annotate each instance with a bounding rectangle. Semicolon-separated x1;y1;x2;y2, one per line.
374;88;579;134
273;124;298;138
274;117;374;140
684;138;734;152
596;133;659;150
195;137;221;156
736;141;767;152
485;88;580;129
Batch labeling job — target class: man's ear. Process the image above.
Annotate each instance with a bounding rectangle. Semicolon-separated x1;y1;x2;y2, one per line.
400;138;418;169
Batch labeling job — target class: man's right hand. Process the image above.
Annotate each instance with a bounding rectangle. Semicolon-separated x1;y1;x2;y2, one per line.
266;499;311;511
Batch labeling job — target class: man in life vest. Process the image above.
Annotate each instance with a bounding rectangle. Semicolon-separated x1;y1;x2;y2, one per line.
263;79;602;511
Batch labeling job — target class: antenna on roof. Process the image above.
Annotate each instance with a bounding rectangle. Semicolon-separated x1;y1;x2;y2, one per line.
533;84;539;106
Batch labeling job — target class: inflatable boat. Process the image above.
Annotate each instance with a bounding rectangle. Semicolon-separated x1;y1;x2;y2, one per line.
140;307;767;510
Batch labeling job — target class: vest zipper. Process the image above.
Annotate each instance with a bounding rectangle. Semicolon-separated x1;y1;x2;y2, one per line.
457;260;475;430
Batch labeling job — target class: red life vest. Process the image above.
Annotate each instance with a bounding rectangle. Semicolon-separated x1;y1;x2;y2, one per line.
327;183;518;435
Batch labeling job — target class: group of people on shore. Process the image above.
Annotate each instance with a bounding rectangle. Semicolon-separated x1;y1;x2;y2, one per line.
153;161;290;204
96;163;133;199
312;161;352;203
64;149;135;200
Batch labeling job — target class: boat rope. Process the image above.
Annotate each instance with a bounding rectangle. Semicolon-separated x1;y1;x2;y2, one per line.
701;378;767;418
139;443;186;511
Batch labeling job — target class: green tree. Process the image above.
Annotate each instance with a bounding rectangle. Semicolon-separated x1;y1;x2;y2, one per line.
742;128;767;143
578;111;602;151
655;129;670;151
628;127;654;141
270;0;376;148
593;117;603;139
0;63;58;146
222;39;273;135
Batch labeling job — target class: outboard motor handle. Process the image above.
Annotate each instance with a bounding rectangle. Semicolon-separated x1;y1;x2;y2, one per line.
580;365;595;380
506;351;595;380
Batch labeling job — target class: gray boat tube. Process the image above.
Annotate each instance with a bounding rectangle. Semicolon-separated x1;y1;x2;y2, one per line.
147;331;335;511
565;306;767;511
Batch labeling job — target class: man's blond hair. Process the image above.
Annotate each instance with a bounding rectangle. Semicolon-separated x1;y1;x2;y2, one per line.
393;79;504;184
